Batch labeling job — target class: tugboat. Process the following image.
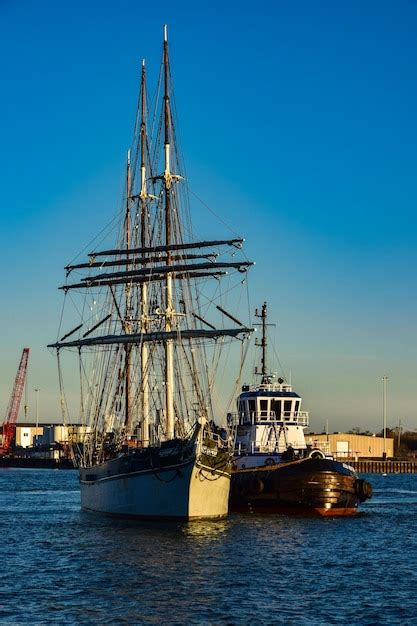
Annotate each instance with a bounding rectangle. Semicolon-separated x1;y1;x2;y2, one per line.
229;303;372;516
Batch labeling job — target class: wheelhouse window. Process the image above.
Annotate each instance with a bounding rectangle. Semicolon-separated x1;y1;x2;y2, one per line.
260;399;268;417
272;400;282;418
284;400;292;414
294;400;300;413
248;399;256;417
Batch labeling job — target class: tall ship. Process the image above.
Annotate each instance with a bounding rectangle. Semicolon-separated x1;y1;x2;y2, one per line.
229;303;372;516
48;27;253;519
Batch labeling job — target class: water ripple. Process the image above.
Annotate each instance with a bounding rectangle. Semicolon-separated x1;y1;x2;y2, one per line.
0;470;415;624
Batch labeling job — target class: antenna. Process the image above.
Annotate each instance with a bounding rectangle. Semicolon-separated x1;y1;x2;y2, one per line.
254;302;275;383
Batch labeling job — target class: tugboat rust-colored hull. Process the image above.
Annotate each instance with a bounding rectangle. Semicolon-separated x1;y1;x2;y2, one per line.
230;457;372;516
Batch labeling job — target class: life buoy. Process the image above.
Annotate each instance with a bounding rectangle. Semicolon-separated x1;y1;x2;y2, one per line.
265;457;276;466
309;449;326;459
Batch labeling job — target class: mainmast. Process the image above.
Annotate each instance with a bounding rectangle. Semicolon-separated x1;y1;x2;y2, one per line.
163;24;175;440
139;59;150;447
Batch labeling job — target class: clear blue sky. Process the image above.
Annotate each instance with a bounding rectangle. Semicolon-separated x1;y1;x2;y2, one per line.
1;0;417;432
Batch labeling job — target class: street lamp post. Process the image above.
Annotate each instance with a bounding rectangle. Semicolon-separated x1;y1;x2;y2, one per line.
34;388;40;447
398;418;402;451
382;375;388;459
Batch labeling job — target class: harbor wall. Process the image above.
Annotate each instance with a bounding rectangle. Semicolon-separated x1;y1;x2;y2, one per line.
350;459;417;474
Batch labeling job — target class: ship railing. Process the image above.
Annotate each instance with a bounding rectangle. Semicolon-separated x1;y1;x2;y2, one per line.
235;442;246;455
251;442;279;453
234;442;276;454
306;439;332;455
243;382;293;392
205;428;230;449
281;411;309;426
230;411;309;427
234;442;288;454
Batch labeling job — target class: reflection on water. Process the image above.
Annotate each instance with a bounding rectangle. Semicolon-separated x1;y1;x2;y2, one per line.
1;470;417;625
182;518;229;540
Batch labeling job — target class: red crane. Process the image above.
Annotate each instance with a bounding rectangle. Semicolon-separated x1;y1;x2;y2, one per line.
0;348;30;455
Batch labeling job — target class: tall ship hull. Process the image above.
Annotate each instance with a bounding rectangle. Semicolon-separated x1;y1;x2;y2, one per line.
230;302;372;517
230;457;371;516
80;440;230;519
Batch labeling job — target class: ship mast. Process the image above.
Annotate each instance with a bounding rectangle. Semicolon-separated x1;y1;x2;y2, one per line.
163;24;175;440
139;59;150;447
255;302;269;384
49;27;255;456
124;149;132;430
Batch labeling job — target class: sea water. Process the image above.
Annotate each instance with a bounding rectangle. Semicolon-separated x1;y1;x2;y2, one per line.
0;469;416;625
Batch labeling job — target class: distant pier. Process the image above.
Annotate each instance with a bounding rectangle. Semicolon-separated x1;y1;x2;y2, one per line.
351;460;417;474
